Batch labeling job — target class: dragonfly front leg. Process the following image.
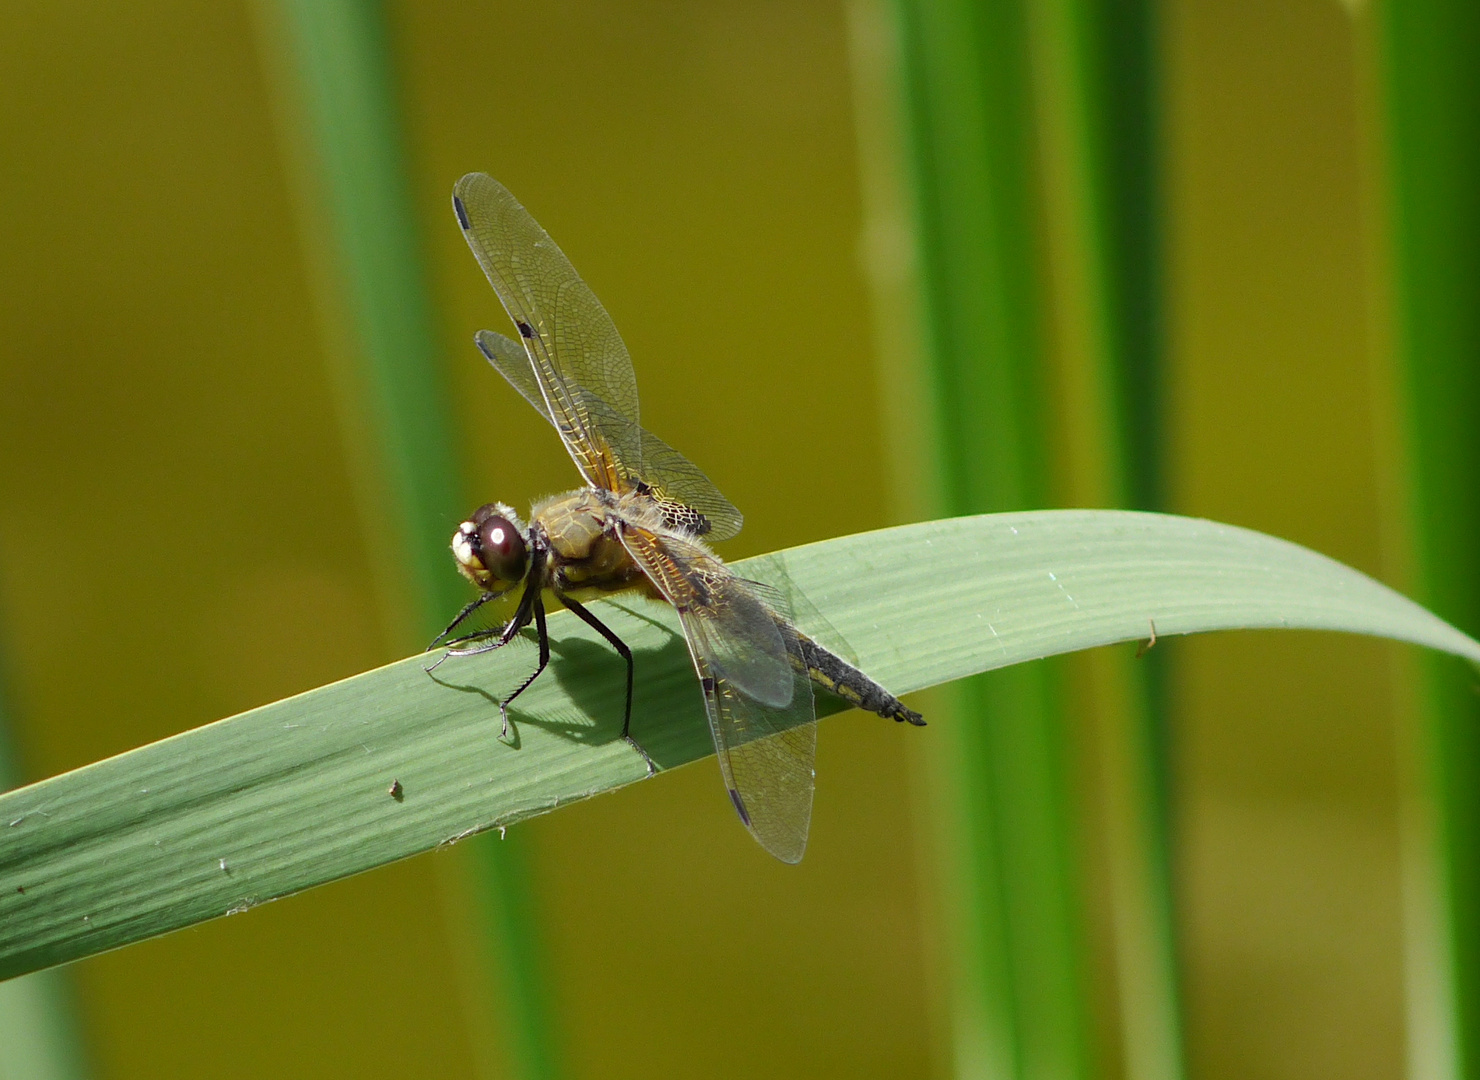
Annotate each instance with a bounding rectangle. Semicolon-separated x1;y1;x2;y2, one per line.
427;591;499;650
426;557;552;743
422;607;526;674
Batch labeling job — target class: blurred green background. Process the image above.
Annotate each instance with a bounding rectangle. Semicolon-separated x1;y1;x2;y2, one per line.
0;1;1475;1079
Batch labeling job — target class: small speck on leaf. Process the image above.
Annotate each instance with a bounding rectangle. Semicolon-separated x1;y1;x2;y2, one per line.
389;779;404;802
1135;618;1158;659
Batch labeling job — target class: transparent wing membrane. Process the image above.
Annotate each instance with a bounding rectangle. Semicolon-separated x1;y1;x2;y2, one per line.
622;527;817;863
454;172;643;489
739;556;859;665
634;426;743;541
475;328;551;422
476;329;742;541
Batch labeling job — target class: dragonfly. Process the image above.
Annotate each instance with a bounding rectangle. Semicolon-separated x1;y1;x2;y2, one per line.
430;172;924;863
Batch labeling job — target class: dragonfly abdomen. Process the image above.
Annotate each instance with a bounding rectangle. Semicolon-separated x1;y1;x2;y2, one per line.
793;634;925;726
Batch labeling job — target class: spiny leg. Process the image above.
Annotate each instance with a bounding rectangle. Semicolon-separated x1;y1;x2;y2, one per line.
424;592;508;673
497;599;549;740
423;620;512;674
428;591;499;649
465;562;547;736
438;626;503;650
560;595;652;776
426;557;551;744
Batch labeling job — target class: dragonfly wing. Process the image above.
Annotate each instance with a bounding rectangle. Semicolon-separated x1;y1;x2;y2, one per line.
689;637;816;864
622;526;817;862
479;328;741;540
476;329;551;423
454;172;642;489
737;556;860;665
632;427;743;541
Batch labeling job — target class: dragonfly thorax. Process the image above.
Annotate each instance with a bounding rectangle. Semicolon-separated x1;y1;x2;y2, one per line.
533;488;661;602
452;502;529;591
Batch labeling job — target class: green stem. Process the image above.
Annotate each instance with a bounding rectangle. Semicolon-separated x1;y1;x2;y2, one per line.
1031;0;1184;1074
254;3;557;1077
1372;0;1480;1074
892;1;1088;1074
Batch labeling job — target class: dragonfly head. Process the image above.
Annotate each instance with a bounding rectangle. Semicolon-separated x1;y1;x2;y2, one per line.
452;503;529;591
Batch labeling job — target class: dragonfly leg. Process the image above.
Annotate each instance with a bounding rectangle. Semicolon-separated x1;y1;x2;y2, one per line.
497;599;549;741
428;560;550;745
560;595;652;776
428;591;499;649
436;626;503;650
422;612;523;674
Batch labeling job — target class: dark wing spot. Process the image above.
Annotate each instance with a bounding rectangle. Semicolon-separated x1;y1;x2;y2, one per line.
728;788;751;825
453;196;470;230
701;676;717;694
517;321;536;339
633;479;652;495
654;497;711;537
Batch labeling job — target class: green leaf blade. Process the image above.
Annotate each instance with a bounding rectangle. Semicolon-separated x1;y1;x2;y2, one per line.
1;509;1475;981
770;511;1480;689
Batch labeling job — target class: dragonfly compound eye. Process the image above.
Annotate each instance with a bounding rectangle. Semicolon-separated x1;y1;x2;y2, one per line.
476;515;528;582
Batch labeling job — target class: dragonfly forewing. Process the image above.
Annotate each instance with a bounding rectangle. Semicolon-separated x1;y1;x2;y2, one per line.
478;329;742;540
454;172;642;489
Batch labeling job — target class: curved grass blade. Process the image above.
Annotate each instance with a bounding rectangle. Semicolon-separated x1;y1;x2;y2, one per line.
2;510;1477;981
0;652;89;1079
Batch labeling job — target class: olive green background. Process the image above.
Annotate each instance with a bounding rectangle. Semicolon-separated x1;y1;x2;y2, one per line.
0;2;1412;1078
